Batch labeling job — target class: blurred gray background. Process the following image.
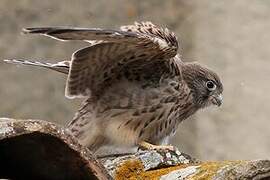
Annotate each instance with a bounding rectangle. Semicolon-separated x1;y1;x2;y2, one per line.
1;0;269;160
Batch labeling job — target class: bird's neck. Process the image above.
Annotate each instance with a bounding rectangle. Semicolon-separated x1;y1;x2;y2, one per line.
181;63;203;109
175;87;199;123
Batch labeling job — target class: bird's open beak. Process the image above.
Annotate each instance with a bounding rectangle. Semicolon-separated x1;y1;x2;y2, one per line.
211;94;223;106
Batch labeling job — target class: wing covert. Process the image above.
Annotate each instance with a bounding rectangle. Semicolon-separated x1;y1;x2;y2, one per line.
23;22;181;99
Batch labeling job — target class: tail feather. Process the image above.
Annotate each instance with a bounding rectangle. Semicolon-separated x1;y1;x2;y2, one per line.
4;59;70;74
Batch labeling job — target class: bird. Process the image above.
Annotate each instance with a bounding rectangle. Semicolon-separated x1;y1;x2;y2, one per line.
4;21;223;153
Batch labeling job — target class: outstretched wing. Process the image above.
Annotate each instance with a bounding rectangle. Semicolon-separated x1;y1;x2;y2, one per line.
4;59;70;74
23;22;178;59
23;22;181;99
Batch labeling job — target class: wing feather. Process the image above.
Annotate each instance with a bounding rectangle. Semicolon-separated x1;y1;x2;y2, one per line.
23;22;178;59
4;59;70;74
20;22;181;99
120;21;178;51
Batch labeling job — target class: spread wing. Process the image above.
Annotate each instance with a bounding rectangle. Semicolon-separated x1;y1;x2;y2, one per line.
23;22;180;99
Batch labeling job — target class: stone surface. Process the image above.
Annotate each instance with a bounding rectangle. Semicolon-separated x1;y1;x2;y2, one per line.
102;154;270;179
100;149;196;177
101;151;270;179
160;166;199;180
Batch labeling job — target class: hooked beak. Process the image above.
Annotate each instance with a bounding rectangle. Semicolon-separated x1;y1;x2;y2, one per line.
211;94;223;107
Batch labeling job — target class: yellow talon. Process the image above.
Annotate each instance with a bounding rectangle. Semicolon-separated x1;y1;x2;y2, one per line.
138;141;175;151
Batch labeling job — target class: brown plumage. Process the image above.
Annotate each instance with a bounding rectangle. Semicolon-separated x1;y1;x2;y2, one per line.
5;22;223;152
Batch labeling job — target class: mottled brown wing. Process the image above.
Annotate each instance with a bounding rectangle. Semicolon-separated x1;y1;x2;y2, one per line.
65;42;179;99
23;24;178;58
120;21;178;51
23;22;180;99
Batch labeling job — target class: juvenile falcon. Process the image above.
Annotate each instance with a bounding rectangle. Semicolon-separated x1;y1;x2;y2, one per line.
5;22;223;152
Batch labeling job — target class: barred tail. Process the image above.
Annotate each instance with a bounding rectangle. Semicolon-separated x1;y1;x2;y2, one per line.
4;59;70;74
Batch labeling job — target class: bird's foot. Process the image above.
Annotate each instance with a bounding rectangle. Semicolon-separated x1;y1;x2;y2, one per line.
138;141;175;151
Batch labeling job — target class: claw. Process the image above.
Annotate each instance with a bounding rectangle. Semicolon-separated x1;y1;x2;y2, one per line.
138;141;175;151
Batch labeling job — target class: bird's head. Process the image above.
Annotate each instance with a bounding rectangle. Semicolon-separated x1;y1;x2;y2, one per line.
182;63;223;108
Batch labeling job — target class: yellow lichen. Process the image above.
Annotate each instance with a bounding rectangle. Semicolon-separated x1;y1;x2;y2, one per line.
139;164;189;180
115;159;144;180
115;159;248;180
191;160;247;180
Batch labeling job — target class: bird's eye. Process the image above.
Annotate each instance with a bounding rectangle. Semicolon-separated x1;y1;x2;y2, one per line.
206;80;216;91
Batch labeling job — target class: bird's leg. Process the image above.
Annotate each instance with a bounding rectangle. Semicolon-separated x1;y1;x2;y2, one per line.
138;141;175;151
